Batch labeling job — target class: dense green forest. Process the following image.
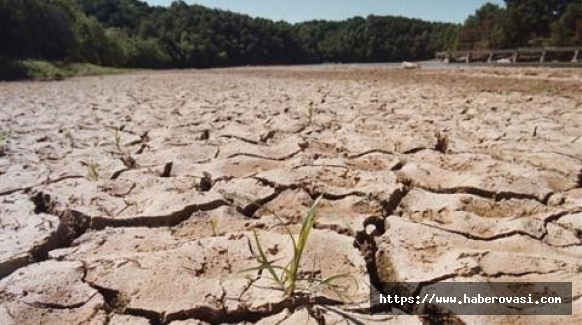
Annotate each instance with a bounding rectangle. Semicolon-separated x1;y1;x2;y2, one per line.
0;0;457;69
0;0;581;72
457;0;582;50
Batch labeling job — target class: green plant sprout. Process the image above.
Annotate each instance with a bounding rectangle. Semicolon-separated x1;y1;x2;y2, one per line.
114;129;122;152
82;160;100;181
64;129;75;148
0;130;9;142
0;131;9;156
239;195;356;298
112;129;138;169
208;217;221;237
307;101;315;125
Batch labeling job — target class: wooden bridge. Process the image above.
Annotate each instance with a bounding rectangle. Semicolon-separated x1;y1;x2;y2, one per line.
436;47;581;64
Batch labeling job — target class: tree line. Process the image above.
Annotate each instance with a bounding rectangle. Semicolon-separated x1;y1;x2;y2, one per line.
0;0;458;68
456;0;582;50
1;0;580;69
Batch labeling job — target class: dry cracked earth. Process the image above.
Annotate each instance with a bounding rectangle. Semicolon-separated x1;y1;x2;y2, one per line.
0;66;581;325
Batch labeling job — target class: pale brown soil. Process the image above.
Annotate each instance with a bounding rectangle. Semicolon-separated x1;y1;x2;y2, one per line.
0;65;581;324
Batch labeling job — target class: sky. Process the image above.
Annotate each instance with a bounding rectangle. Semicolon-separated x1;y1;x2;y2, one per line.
144;0;505;24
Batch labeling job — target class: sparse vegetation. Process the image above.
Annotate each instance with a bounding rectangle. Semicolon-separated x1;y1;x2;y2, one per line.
82;160;100;181
241;196;355;298
64;129;75;149
208;217;221;237
307;101;315;125
113;130;122;153
112;129;137;169
0;60;129;81
0;131;9;156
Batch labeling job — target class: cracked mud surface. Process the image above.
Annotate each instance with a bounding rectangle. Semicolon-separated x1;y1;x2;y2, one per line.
1;66;581;324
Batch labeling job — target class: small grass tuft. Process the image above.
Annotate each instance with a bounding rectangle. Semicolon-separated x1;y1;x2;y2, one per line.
0;131;9;142
64;129;75;148
240;196;356;298
208;217;221;237
0;130;10;156
113;130;122;153
307;101;315;125
81;160;100;181
112;129;137;169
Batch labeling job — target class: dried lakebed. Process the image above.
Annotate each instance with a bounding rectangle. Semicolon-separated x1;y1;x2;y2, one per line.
0;66;581;324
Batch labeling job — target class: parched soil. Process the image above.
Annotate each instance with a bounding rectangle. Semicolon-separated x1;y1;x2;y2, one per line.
0;66;581;325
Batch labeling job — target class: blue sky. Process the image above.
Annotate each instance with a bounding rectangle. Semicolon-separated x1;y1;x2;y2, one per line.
144;0;505;23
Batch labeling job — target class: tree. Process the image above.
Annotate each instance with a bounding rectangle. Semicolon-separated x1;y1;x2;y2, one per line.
0;0;76;60
504;0;574;46
456;3;507;50
551;1;582;45
0;0;444;67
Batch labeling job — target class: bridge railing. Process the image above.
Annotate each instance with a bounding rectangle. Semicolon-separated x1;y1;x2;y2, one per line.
436;46;581;64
